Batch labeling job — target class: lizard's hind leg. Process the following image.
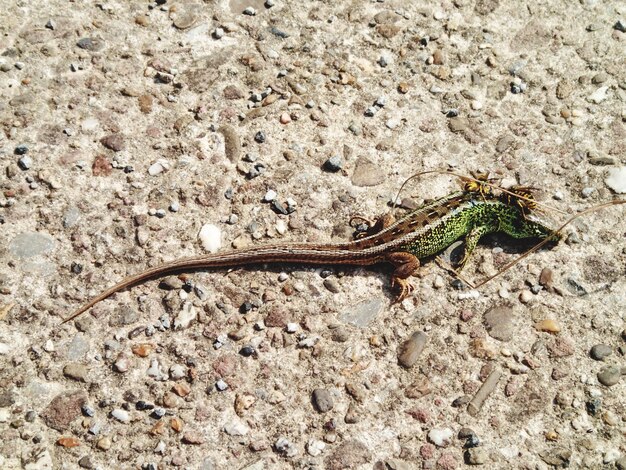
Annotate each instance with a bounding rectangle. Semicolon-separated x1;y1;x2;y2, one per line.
385;251;420;302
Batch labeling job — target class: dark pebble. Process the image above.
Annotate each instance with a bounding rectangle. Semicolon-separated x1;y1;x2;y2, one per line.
271;200;289;215
270;27;290;38
76;37;105;52
452;396;470;407
136;400;154;411
254;131;266;143
78;456;95;469
464;435;480;449
14;144;28;155
240;345;255;357
323;155;343;172
585;398;601;416
71;262;83;274
239;301;253;314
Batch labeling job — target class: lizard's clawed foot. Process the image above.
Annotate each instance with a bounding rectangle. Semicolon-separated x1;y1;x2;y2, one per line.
386;251;420;303
391;276;414;303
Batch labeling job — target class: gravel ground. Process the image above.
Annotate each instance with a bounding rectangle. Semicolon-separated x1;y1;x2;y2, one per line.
1;1;625;469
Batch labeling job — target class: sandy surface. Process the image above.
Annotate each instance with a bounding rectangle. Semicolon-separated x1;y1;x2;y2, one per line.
1;1;625;469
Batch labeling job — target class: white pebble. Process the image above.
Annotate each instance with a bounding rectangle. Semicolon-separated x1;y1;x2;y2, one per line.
147;358;166;380
174;302;197;330
278;272;289;281
199;223;222;253
169;364;186;380
111;409;130;423
148;159;170;176
216;379;228;391
307;439;326;457
263;189;277;201
605;166;626;194
471;100;483;110
242;6;256;15
286;322;298;333
458;290;480;300
213;27;224;39
43;340;55;352
223;420;249;436
428;427;453;447
81;117;99;132
587;86;609;104
114;354;130;373
603;449;621;463
154;440;166;454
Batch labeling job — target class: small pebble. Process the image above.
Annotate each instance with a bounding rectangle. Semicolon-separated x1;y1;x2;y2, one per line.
587;86;609;104
597;366;621;387
169;364;186;380
135;400;154;411
534;319;561;334
275;437;298;457
265;0;275;7
428;428;453;447
312;388;334;413
323;155;343;172
18;156;32;170
466;447;489;465
81;404;95;417
114;354;130;373
397;331;428;368
96;436;112;450
581;187;595;198
263;189;277;202
242;6;256;16
151;408;166;419
213;28;224;39
286;323;298;333
307;439;325;457
254;131;266;143
519;290;533;304
280;112;291;124
15;144;28;155
590;344;612;361
111;409;130;423
240;345;255;357
216;379;228;391
605;167;626;194
198;223;221;253
364;106;377;117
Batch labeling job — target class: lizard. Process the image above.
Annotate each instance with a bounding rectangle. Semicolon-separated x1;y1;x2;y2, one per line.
62;188;558;324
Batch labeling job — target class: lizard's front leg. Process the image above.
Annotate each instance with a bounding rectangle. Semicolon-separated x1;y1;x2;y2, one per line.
457;225;492;271
385;251;420;302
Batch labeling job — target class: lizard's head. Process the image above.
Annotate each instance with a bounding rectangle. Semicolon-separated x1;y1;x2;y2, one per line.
503;209;560;241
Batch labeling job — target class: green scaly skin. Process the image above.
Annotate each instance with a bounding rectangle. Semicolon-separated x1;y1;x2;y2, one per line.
398;196;557;264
